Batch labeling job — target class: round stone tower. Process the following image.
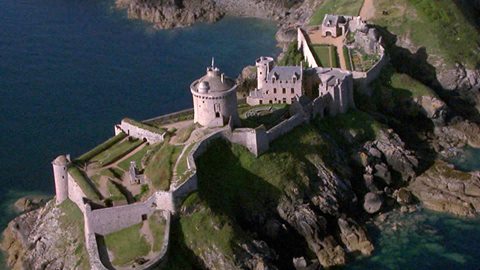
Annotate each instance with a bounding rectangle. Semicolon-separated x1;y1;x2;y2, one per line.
256;56;274;90
190;62;240;127
52;154;70;205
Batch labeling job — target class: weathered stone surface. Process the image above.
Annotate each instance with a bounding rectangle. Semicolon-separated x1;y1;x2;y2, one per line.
395;187;413;205
1;200;89;270
13;195;49;213
337;217;374;256
363;192;383;214
409;160;480;217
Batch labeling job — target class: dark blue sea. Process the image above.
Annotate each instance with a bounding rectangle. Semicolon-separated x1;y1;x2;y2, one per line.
1;0;479;268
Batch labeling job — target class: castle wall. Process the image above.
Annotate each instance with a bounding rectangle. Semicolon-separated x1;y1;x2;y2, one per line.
352;48;389;90
266;113;305;142
143;108;194;126
115;120;165;144
297;28;319;68
67;172;87;213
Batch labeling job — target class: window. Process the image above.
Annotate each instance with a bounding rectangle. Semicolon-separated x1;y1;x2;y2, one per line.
282;88;286;94
291;97;296;103
273;88;277;94
283;98;287;103
259;100;263;105
269;100;273;104
266;91;269;94
293;78;296;83
291;88;294;94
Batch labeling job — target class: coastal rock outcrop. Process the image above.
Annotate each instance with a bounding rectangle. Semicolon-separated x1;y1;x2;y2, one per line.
409;160;480;217
116;0;224;29
1;200;89;270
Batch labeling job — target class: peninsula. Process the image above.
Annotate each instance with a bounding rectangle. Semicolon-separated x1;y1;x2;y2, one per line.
2;0;480;269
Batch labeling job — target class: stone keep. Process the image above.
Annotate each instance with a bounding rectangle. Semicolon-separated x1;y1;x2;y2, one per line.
52;154;70;205
190;63;240;127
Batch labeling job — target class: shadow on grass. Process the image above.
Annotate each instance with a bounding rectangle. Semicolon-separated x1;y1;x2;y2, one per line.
375;25;480;123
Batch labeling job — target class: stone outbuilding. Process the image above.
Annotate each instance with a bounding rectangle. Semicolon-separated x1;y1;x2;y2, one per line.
321;14;351;37
191;62;240;127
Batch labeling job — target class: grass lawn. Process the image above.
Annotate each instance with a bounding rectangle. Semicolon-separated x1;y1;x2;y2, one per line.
117;145;151;171
144;143;183;191
106;180;127;202
309;0;363;25
315;109;383;147
58;200;90;270
175;123;196;144
76;133;126;163
390;73;437;98
372;0;480;68
90;138;144;167
343;46;353;71
148;211;166;252
68;166;102;201
241;104;289;129
312;45;339;68
104;222;150;266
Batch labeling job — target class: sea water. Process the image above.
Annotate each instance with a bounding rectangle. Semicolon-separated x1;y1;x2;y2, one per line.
1;0;480;268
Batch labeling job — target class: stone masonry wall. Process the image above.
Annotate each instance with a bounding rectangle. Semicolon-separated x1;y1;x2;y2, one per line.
297;28;319;68
67;173;87;213
266;113;306;142
115;120;165;144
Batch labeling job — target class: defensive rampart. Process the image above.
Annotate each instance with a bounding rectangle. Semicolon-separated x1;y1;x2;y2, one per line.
114;118;166;144
297;28;319;68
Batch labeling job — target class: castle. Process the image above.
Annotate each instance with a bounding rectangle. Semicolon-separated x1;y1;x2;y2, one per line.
247;56;355;116
49;14;386;270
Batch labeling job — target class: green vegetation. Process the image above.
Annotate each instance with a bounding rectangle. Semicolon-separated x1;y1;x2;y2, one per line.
312;45;339;68
90;138;144;167
178;193;239;259
241;104;289;129
104;222;150;266
309;0;363;25
343;46;353;71
76;133;126;163
278;41;304;66
106;180;126;202
372;0;480;68
144;143;182;190
58;200;90;270
123;118;166;134
315;110;383;147
175;123;196;143
67;166;102;201
389;72;437;98
117;145;151;171
134;184;150;201
148;212;166;252
175;143;195;180
350;48;380;72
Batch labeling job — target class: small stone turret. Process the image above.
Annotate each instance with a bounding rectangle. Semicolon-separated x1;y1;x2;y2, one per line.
256;56;274;90
52;154;70;205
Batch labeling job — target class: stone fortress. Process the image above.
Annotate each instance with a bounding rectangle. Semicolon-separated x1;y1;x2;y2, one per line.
51;14;387;270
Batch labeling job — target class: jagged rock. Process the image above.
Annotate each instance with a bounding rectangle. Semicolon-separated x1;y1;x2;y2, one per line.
1;200;90;270
369;129;418;182
13;195;49;213
434;121;480;154
395;187;413;205
409;160;480;216
277;199;345;268
363;192;383;214
416;95;447;123
374;163;392;185
337;217;374;256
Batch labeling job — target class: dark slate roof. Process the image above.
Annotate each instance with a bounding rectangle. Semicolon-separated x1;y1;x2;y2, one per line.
267;66;302;81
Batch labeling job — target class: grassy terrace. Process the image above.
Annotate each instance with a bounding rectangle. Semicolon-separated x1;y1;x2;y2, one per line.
76;133;126;163
343;46;353;71
312;45;339;68
175;143;196;184
309;0;363;25
104;222;150;266
240;104;289;129
372;0;480;68
90;138;144;167
117;144;151;171
144;143;183;191
68;166;102;201
149;211;166;252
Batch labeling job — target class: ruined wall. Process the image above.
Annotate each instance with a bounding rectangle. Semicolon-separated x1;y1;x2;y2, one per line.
297;28;319;68
266;113;305;142
352;49;389;89
115;120;165;144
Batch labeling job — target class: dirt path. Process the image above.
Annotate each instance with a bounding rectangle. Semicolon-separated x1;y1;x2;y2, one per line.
360;0;375;21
